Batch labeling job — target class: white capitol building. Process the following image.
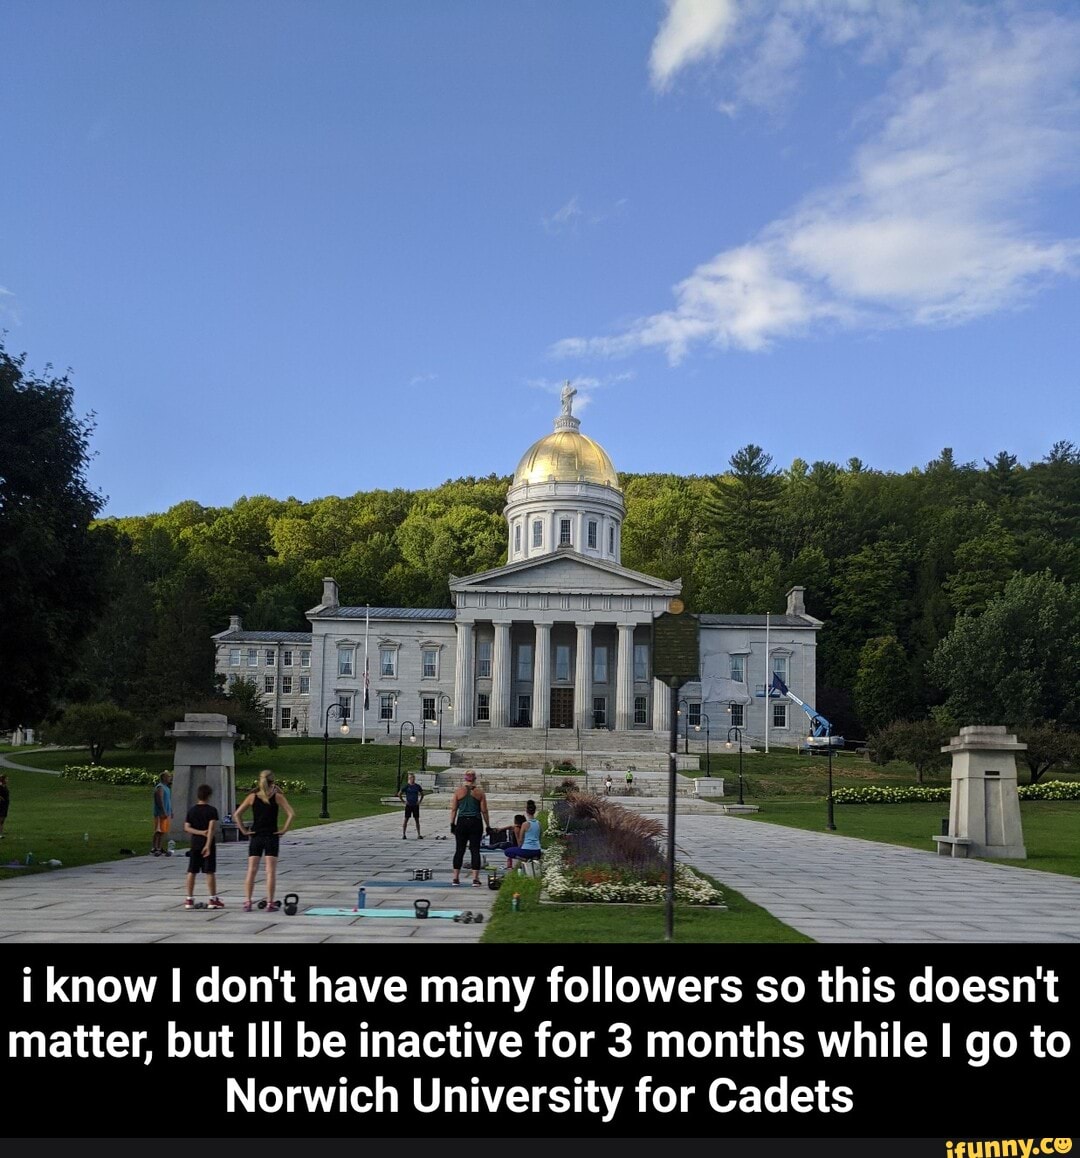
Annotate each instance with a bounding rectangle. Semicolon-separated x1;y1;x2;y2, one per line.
214;387;821;758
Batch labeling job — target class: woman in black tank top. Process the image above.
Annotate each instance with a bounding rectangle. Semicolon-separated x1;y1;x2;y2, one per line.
235;769;295;912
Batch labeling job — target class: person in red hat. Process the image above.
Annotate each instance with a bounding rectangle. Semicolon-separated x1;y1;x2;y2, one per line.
448;770;490;887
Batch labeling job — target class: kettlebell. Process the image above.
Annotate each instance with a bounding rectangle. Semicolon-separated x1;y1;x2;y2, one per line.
414;898;431;919
283;893;299;917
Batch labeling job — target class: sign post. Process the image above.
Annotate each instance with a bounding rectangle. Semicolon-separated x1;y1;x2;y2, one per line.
651;601;699;943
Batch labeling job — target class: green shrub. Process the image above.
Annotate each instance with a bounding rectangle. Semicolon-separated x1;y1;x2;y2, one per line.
830;781;1080;804
60;765;306;793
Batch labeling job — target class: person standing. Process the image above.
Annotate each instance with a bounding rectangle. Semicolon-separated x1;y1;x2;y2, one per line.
398;772;425;840
183;783;223;909
0;774;9;839
503;799;542;874
449;770;490;887
151;771;173;856
235;769;295;912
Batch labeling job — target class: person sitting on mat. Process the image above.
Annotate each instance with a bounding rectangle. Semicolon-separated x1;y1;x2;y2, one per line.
503;799;542;874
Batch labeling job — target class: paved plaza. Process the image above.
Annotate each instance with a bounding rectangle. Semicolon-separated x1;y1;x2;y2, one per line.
1;749;1078;944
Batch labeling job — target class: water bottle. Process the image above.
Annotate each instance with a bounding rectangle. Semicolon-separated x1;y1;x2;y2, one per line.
511;892;521;912
25;851;34;866
167;839;176;856
356;887;366;909
83;833;89;844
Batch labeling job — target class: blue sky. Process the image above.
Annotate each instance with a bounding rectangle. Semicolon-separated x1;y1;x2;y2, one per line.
3;0;1078;517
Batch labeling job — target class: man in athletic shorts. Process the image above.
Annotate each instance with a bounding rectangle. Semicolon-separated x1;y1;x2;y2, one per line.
398;772;425;840
152;771;173;856
183;783;223;909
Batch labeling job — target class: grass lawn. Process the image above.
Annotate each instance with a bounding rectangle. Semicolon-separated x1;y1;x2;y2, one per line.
0;739;421;879
480;870;813;943
734;799;1080;877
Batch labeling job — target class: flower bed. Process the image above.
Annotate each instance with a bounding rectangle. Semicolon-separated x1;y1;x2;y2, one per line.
541;841;723;905
60;765;307;793
831;781;1080;805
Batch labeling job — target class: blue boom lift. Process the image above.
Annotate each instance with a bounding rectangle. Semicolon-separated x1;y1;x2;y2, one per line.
769;674;844;751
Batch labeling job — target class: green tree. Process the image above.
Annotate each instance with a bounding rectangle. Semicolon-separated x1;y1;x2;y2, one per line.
704;444;781;553
927;571;1080;728
51;701;140;762
1015;722;1080;785
854;636;914;734
867;718;950;784
0;343;111;728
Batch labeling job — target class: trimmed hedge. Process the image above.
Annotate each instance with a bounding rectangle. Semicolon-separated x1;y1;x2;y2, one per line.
60;765;307;793
830;781;1080;805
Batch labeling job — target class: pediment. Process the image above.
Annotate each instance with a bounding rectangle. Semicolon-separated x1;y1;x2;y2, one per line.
450;551;680;596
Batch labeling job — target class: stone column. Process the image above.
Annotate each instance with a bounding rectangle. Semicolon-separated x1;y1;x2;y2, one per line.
652;676;670;733
532;622;551;729
935;725;1027;859
574;622;592;731
490;621;512;728
453;621;474;728
166;713;238;834
616;624;636;732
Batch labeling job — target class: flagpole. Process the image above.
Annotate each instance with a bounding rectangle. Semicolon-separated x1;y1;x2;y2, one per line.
764;610;770;754
362;604;370;745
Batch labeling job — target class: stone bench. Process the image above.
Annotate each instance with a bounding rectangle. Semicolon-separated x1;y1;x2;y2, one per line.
933;835;974;858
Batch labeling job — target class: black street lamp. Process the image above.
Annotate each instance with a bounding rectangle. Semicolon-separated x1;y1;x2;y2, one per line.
420;715;429;772
321;702;350;819
678;698;690;755
725;721;744;806
695;714;711;777
396;720;416;794
819;731;837;831
436;692;452;749
385;693;398;735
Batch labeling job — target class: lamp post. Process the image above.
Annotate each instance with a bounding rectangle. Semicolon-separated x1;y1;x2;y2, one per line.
385;693;398;736
725;723;744;806
436;692;452;749
678;698;690;754
695;714;710;777
321;702;350;819
420;715;429;772
820;731;836;830
396;720;416;794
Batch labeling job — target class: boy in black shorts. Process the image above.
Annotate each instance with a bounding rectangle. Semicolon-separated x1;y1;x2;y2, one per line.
398;773;425;839
183;784;223;909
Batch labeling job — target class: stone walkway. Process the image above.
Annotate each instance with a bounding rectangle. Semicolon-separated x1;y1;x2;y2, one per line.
2;802;1078;944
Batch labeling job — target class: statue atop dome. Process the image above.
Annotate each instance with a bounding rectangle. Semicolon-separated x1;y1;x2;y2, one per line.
560;380;577;418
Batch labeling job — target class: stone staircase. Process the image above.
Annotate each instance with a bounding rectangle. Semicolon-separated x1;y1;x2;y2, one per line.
450;726;700;772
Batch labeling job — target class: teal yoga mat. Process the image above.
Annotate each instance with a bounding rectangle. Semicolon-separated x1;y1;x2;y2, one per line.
303;907;466;919
361;880;459;888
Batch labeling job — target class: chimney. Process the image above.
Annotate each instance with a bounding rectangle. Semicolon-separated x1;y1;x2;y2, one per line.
322;577;340;610
786;586;806;617
228;614;242;632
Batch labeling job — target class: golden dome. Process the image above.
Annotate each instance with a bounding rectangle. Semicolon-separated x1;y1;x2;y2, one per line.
513;429;619;488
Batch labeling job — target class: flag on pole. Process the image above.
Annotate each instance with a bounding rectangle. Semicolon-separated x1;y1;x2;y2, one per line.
363;660;370;712
770;672;789;697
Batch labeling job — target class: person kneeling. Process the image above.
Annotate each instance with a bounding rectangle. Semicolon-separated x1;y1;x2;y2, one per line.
503;800;542;874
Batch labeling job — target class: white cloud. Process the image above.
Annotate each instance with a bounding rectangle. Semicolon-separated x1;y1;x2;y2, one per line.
542;196;584;235
0;286;21;325
409;372;438;386
557;6;1080;362
527;372;635;414
650;0;739;91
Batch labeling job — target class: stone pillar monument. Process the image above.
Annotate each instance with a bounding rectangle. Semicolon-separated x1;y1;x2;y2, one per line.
933;725;1027;859
167;714;238;837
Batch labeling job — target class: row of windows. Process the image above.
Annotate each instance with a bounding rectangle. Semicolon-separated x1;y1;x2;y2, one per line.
262;675;310;695
336;647;440;679
264;707;295;730
230;647;311;668
675;702;788;730
512;518;619;554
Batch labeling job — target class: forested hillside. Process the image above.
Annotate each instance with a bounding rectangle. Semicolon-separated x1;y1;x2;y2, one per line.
68;443;1080;741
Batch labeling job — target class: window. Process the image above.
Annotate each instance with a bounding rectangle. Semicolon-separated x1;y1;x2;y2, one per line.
517;644;533;681
337;694;351;721
476;640;492;679
592;697;607;728
281;676;292;695
338;648;354;677
299;675;310;695
300;649;311;668
555;645;571;682
476;693;490;721
380;648;396;677
422;649;438;679
730;655;745;682
608;525;615;554
688;702;701;728
634;696;648;725
772;655;788;683
588;520;597;549
280;707;292;730
729;703;744;728
265;649;275;667
247;648;258;667
380;693;395;721
772;702;787;729
559;518;571;546
228;672;240;688
516;695;531;726
230;648;241;667
593;645;608;684
514;524;521;553
263;707;274;729
264;676;275;694
283;650;293;667
633;643;649;682
422;696;436;722
532;520;542;548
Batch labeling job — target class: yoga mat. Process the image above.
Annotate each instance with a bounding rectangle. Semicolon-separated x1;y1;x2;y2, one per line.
361;880;459;888
303;907;465;919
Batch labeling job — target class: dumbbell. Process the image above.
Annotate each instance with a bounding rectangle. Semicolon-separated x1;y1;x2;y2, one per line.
256;899;267;910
